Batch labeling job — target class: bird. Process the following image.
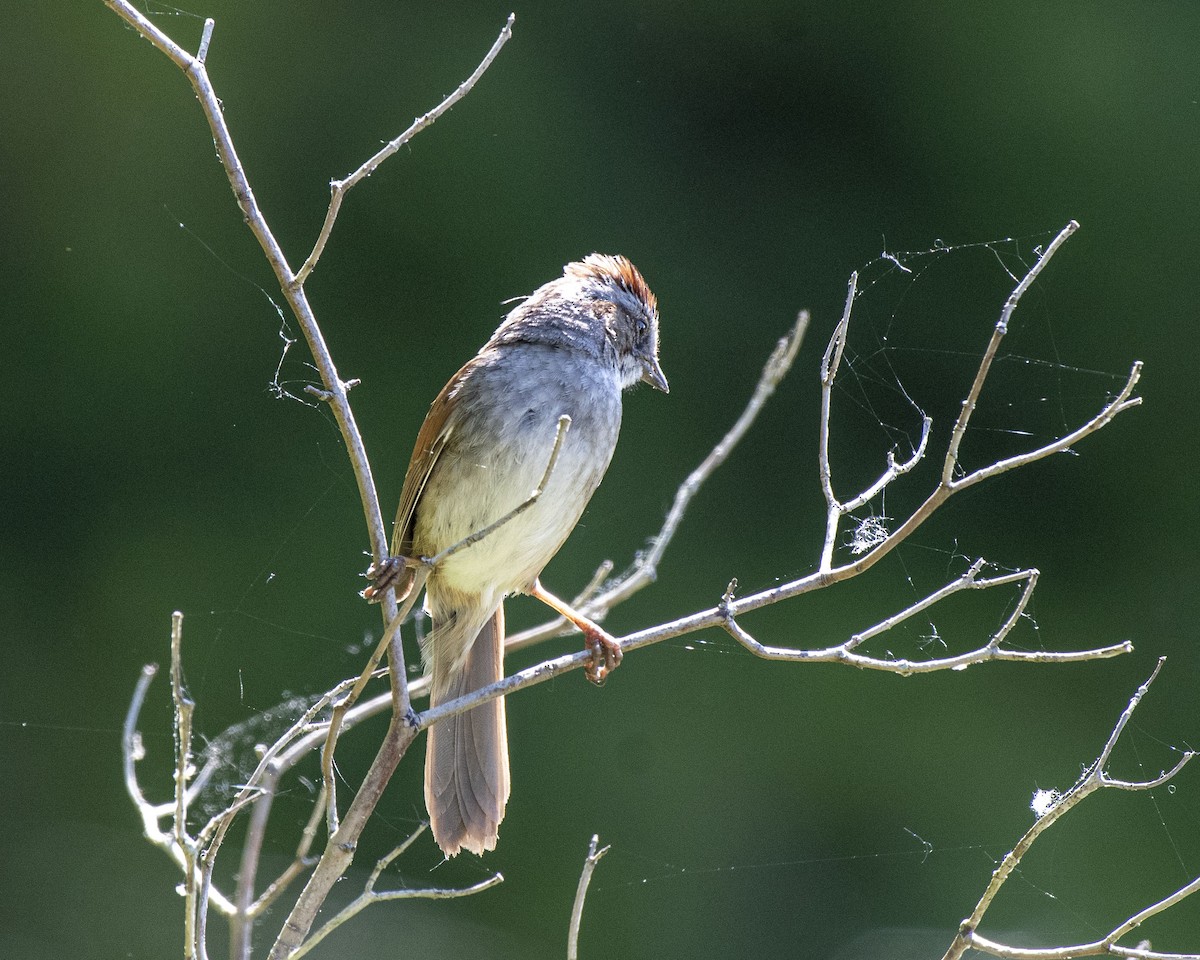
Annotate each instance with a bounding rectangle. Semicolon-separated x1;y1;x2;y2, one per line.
368;254;667;856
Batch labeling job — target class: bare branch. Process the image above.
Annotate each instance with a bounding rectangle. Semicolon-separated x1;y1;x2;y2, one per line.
1096;657;1167;772
944;220;1080;485
249;783;326;917
105;3;1148;949
568;835;611;960
717;562;1130;675
951;360;1142;493
103;0;410;644
288;824;503;960
101;11;524;951
196;17;214;64
232;769;323;954
123;664;164;833
942;658;1200;960
122;658;238;918
817;271;932;569
295;14;516;284
269;714;420;960
963;932;1200;960
322;575;427;835
168;612;201;959
818;273;857;533
419;559;1131;732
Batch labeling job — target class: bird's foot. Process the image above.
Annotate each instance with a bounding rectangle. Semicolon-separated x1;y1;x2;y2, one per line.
583;627;623;686
361;555;413;602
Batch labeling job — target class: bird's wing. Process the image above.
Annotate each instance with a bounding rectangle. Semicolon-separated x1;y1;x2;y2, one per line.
391;365;466;560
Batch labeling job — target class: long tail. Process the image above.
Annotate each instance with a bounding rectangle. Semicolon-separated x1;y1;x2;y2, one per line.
424;605;511;857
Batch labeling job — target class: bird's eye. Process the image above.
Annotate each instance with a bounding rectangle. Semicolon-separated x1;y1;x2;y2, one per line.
635;318;647;335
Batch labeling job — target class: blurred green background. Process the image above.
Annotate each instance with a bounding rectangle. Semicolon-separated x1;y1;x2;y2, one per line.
3;2;1198;958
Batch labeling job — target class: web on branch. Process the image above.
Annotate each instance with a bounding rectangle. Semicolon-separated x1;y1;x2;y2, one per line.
839;230;1128;488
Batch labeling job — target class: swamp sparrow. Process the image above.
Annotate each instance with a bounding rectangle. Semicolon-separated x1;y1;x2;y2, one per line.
367;254;667;856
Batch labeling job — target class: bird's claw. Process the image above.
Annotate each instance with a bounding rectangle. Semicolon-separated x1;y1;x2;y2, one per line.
360;555;410;602
584;629;623;686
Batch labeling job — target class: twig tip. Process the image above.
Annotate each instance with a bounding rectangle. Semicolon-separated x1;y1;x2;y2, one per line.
197;18;214;64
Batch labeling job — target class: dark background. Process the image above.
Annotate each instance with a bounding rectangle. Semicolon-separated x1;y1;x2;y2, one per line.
3;2;1198;958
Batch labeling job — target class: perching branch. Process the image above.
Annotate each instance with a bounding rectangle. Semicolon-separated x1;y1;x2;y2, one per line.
942;659;1200;960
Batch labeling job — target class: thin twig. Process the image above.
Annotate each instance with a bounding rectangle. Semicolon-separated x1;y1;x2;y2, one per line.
196;662;393;949
951;361;1142;492
196;17;213;64
714;561;1129;675
944;220;1079;485
817;271;932;569
102;0;404;641
568;834;611;960
269;713;421;960
122;660;238;916
123;664;163;831
322;573;427;835
429;414;573;567
295;14;515;284
168;611;201;960
229;760;279;956
818;274;856;569
250;783;326;918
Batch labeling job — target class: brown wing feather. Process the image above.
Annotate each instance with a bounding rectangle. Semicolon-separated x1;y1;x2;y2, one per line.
391;363;468;561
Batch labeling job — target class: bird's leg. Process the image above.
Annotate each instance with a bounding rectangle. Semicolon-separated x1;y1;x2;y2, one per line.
530;580;623;685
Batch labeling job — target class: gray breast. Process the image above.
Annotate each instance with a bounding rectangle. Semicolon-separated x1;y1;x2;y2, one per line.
414;342;624;596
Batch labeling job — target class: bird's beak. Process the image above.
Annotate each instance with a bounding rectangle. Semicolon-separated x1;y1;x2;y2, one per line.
640;356;669;394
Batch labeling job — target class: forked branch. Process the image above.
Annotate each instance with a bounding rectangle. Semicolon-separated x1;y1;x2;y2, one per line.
290;824;503;960
942;659;1199;960
295;16;515;284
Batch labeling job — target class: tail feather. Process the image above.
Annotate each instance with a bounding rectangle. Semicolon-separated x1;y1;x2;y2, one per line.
425;605;510;856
